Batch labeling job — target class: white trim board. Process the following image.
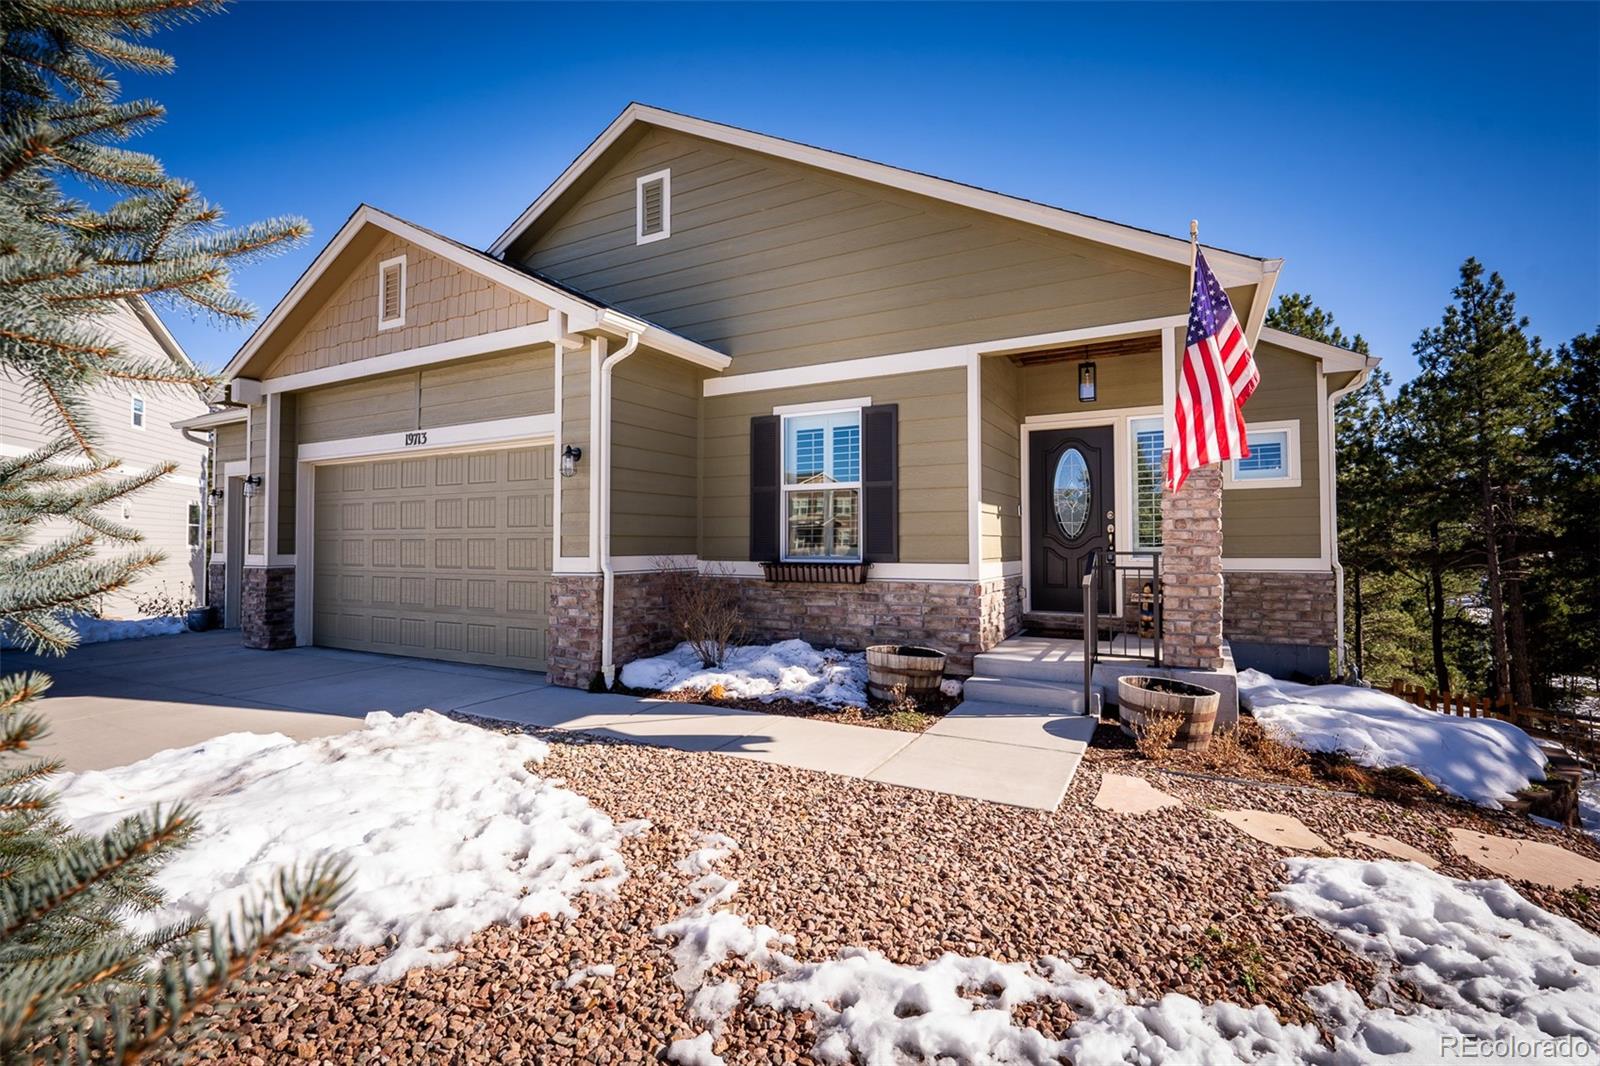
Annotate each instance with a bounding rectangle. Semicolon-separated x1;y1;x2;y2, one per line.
1222;558;1332;573
1259;326;1381;375
261;320;560;395
296;415;556;464
488;104;1275;287
1223;419;1302;490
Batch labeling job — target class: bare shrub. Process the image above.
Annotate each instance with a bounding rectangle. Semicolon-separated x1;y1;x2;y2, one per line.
132;582;194;619
1204;725;1245;772
1133;710;1184;760
658;560;744;668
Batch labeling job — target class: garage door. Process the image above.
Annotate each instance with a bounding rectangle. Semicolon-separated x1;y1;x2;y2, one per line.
313;445;553;670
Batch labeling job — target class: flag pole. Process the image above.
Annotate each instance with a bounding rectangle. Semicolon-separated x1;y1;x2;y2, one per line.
1188;219;1199;293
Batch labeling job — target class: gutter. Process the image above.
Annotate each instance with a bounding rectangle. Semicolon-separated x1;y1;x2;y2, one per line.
1326;360;1376;679
595;321;642;686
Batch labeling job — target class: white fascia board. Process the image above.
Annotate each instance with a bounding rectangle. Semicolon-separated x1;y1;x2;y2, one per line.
296;415;556;464
1259;326;1379;374
171;408;248;431
489;105;1271;286
573;305;729;369
261;322;558;395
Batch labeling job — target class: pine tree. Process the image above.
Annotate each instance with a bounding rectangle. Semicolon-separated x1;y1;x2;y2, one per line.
1538;330;1600;702
1;2;342;1059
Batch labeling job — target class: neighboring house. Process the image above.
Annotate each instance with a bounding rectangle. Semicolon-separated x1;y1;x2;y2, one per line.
181;104;1377;688
2;298;209;617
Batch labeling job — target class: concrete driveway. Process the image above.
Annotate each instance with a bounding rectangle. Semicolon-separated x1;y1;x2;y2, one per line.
12;630;1093;809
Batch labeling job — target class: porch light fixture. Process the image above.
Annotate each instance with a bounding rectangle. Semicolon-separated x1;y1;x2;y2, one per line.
241;474;263;498
207;488;225;505
1078;361;1097;403
560;444;582;478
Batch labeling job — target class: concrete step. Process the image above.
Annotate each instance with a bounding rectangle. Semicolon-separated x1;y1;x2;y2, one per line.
973;648;1087;685
962;676;1100;715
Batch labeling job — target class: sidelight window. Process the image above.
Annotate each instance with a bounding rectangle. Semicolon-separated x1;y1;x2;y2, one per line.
1129;416;1164;550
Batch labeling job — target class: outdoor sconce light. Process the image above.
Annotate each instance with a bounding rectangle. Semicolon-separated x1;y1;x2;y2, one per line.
207;488;225;506
1078;361;1097;403
560;444;582;478
241;474;263;498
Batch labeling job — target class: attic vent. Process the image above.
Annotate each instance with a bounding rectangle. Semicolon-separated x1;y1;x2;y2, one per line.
377;255;406;330
636;169;671;245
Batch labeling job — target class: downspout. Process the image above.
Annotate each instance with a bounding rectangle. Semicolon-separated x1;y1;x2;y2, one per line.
598;330;642;687
1326;366;1371;680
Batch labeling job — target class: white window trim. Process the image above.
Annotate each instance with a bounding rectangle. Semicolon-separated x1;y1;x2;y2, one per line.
635;169;671;245
377;255;407;331
130;394;146;429
186;502;201;548
778;404;864;563
1225;419;1301;489
1126;415;1165;552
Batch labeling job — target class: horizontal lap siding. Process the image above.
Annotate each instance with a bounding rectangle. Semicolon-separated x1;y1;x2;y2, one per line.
513;128;1190;375
214;422;246;463
700;368;967;564
247;407;267;555
262;232;551;379
611;350;701;557
1019;348;1162;416
1222;344;1322;559
980;357;1021;562
561;351;591;558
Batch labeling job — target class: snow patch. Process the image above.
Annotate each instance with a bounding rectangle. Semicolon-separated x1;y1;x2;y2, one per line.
69;614;187;644
1580;777;1600;844
665;1031;723;1066
1239;668;1547;807
55;711;630;983
620;640;868;707
562;963;616;989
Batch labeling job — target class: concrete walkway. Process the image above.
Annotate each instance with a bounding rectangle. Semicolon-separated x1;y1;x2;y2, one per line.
13;631;1092;809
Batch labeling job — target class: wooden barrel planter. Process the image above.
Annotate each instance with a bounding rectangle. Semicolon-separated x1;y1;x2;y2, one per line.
866;645;947;702
1117;675;1220;753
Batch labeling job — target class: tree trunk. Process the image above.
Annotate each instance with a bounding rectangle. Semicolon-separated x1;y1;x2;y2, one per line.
1428;521;1451;693
1481;479;1512;703
1506;534;1534;707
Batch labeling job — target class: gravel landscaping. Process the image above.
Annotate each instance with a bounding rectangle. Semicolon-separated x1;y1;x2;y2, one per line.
147;710;1600;1064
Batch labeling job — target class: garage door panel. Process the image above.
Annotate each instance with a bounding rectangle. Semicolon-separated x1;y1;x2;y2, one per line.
312;444;551;670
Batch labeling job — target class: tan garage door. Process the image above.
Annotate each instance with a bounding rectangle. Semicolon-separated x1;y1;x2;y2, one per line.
313;445;553;670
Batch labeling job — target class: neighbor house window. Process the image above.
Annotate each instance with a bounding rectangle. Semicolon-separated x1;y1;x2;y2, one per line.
1129;416;1164;550
377;255;406;330
1226;420;1301;488
130;395;145;429
636;169;671;245
187;503;201;548
782;409;861;560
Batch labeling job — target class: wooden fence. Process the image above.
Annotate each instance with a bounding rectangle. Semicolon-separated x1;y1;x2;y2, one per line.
1386;681;1598;760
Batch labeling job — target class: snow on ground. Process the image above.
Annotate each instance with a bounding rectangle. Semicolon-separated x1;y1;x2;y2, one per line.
620;640;868;707
655;835;1600;1064
70;614;186;643
55;711;630;983
1581;777;1600;844
1239;669;1547;808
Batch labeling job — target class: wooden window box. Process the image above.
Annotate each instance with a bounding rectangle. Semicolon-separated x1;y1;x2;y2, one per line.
760;562;870;585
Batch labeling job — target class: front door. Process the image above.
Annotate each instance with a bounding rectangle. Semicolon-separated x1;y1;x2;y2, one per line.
1029;426;1114;613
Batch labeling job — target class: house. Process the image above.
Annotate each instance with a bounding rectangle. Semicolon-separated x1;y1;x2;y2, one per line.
179;104;1378;693
2;298;210;617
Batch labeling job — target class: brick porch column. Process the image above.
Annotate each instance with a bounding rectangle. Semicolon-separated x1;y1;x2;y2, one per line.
1160;463;1225;670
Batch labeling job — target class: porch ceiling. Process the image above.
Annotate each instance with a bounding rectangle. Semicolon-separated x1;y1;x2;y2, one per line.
1005;334;1160;367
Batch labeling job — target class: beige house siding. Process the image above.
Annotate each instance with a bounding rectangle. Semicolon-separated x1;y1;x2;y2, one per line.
247;405;267;556
214;422;246;463
980;357;1021;562
560;350;591;558
1222;342;1323;559
513;127;1196;375
611;350;702;557
1019;348;1163;417
261;231;552;380
700;367;967;564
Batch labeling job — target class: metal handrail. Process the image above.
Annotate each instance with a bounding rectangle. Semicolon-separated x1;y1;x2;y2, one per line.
1081;555;1099;717
1080;549;1165;716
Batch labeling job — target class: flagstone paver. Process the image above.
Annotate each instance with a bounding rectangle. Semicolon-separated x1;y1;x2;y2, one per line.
1448;827;1600;890
1343;831;1440;869
1093;773;1183;814
1215;809;1333;852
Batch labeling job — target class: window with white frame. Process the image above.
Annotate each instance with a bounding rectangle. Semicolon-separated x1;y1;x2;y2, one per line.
377;255;406;330
1227;420;1301;488
187;503;201;548
130;395;145;429
1128;416;1164;550
636;169;671;245
782;409;861;560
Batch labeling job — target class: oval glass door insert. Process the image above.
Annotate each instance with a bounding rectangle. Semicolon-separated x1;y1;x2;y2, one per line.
1053;448;1091;538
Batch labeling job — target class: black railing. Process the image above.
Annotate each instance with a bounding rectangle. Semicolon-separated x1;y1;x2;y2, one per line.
1081;550;1163;716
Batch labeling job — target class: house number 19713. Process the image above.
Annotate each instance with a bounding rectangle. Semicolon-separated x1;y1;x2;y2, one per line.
404;431;428;447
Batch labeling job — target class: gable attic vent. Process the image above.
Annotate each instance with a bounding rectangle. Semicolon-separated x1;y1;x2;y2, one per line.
377;255;406;330
636;169;671;245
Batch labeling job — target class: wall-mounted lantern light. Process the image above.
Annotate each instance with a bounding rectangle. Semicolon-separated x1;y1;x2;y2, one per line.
207;488;225;506
560;444;582;478
241;474;263;498
1078;361;1097;403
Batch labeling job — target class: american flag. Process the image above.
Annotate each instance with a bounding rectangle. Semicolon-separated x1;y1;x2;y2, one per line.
1165;248;1260;493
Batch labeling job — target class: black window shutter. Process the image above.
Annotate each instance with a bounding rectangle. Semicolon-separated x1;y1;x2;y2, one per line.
861;404;898;563
749;415;781;562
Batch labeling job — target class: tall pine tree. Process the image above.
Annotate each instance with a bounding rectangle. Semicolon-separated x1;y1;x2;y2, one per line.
1;2;342;1059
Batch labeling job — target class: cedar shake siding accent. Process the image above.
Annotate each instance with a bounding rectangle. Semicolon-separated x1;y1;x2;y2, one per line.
260;231;552;380
1220;342;1322;559
511;127;1200;375
980;356;1021;563
700;368;967;564
610;349;703;558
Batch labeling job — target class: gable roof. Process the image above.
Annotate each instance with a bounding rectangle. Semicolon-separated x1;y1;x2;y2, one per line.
489;103;1280;288
222;204;729;382
1258;326;1379;375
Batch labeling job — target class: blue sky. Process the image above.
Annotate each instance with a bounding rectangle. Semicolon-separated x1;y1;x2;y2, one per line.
133;2;1598;381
